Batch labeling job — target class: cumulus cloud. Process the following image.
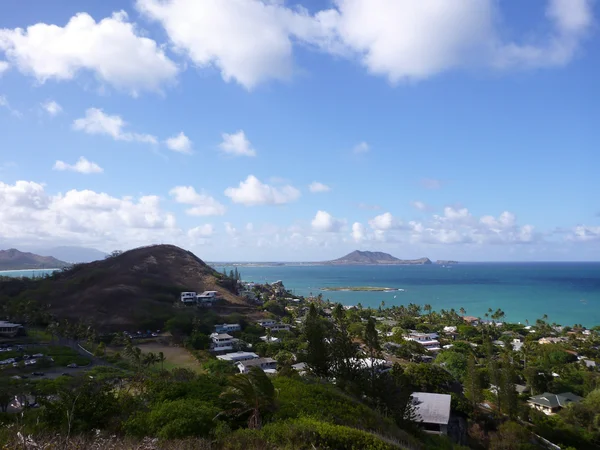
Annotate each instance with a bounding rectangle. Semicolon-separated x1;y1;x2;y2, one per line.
0;180;178;249
165;132;192;154
308;181;331;193
41;100;62;116
73;108;157;144
53;157;103;174
351;222;365;242
219;130;256;157
0;11;178;95
368;212;403;230
353;141;370;154
188;224;214;238
169;185;226;216
0;60;9;75
411;201;428;211
0;95;22;117
568;225;600;242
311;210;344;233
224;175;300;206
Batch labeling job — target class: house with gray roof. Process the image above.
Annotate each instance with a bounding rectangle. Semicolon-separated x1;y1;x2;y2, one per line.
411;392;451;435
527;392;582;415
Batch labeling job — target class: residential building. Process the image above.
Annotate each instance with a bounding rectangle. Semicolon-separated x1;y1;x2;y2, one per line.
237;357;277;374
291;362;307;375
462;316;479;325
197;291;218;307
0;321;22;338
443;326;457;333
260;335;280;343
512;339;523;352
264;323;290;332
405;332;441;352
217;351;259;363
258;319;276;328
527;392;582;415
215;323;241;334
180;292;197;304
210;333;236;352
411;392;452;435
538;337;566;345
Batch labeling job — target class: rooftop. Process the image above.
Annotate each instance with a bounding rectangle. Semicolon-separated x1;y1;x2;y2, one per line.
528;392;583;408
412;392;451;425
239;357;277;367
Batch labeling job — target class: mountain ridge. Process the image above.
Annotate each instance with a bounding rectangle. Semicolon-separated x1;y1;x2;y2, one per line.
326;250;432;265
0;248;70;271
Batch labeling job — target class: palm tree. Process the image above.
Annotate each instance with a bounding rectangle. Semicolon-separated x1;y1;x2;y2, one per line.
424;304;432;317
157;351;166;370
220;367;276;429
460;307;466;316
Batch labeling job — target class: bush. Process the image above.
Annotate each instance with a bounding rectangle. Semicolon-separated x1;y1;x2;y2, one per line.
147;399;219;439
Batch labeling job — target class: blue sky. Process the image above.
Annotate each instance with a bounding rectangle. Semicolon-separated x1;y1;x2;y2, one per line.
0;0;598;261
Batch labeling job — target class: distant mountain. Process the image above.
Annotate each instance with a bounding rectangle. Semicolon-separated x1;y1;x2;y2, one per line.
0;248;70;271
326;250;432;265
41;246;107;263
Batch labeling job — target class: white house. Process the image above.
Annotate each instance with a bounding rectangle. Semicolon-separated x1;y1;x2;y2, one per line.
264;323;290;332
215;323;241;334
412;392;452;435
237;357;277;374
405;332;441;352
217;351;259;363
180;292;197;304
210;333;236;352
0;321;22;338
260;335;280;343
197;291;218;307
258;319;277;328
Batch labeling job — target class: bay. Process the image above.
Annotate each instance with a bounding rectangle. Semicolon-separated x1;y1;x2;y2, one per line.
214;262;600;327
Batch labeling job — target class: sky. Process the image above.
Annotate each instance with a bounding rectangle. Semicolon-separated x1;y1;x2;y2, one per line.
0;0;598;262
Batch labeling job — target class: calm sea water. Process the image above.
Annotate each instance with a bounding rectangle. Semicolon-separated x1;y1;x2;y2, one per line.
215;263;600;327
0;269;59;278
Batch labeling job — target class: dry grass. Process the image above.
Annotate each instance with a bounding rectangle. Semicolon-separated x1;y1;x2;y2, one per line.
138;342;202;372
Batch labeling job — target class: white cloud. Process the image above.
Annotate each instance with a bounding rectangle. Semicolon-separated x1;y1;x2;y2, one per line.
224;222;238;236
0;95;22;117
308;181;331;193
0;11;178;95
42;100;62;116
169;186;226;216
224;175;300;206
0;60;9;75
219;130;256;157
568;225;600;242
368;212;403;230
165;132;192;154
411;201;428;211
494;0;594;69
53;157;103;174
351;222;365;242
188;224;214;238
311;210;344;233
73;108;157;144
353;141;370;154
0;180;178;249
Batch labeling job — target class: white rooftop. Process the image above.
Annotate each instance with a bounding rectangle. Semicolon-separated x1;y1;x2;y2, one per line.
412;392;451;425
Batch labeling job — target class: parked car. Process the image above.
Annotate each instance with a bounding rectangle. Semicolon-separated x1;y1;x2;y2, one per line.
67;363;78;368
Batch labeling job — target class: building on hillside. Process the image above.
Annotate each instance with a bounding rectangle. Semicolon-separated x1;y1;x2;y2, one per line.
538;337;566;345
527;392;582;415
411;392;451;435
260;335;280;343
512;339;523;352
215;323;241;334
180;292;197;304
197;291;218;307
217;351;259;363
405;332;441;352
348;358;392;373
263;323;290;332
258;319;277;328
291;362;307;375
237;357;277;374
462;316;479;325
209;333;237;353
0;321;23;338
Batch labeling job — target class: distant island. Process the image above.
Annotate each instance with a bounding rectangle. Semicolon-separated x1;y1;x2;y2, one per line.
0;248;70;271
324;250;432;265
436;260;459;265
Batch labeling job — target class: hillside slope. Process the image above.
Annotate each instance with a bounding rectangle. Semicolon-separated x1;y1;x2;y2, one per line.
1;245;252;329
327;250;431;265
0;248;69;270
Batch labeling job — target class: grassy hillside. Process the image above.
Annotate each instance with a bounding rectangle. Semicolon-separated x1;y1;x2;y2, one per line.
0;244;254;330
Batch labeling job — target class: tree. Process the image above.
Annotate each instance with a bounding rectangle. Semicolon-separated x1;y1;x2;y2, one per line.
364;317;382;389
220;367;276;429
157;352;166;371
464;354;482;408
499;353;518;419
424;304;432;317
303;303;330;378
489;421;534;450
460;307;466;316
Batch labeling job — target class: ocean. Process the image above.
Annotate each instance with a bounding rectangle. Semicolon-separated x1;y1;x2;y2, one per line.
214;263;600;328
2;263;599;327
0;269;59;278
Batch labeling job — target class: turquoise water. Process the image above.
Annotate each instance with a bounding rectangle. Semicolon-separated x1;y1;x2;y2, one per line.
215;263;600;327
0;269;59;278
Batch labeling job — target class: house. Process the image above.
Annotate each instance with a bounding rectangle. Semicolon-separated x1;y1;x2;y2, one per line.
527;392;582;415
258;319;276;328
405;332;441;352
264;323;290;332
180;292;197;304
260;335;280;343
352;358;392;373
237;357;277;374
538;337;566;345
512;339;523;352
291;362;307;375
210;333;236;352
217;351;259;363
492;340;506;348
197;291;218;307
411;392;452;435
215;323;241;334
462;316;479;325
443;326;457;333
0;321;23;338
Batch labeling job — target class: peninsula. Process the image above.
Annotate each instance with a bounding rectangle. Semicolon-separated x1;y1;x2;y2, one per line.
324;250;432;265
0;248;69;271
